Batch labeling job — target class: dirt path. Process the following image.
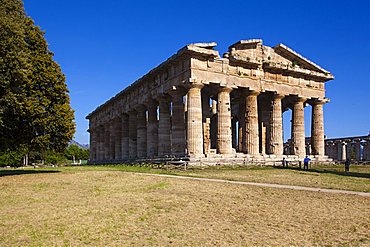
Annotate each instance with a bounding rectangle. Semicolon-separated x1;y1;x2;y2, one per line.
137;173;370;197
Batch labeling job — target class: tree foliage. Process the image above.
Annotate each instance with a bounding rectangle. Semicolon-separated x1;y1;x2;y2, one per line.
64;144;89;161
0;0;75;153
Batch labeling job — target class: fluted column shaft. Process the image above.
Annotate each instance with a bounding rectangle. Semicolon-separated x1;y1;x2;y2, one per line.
311;100;325;156
339;142;346;161
346;142;352;160
95;128;102;161
113;118;122;160
109;123;115;160
89;129;96;161
186;83;204;156
269;94;284;156
103;126;110;160
158;96;171;156
128;111;137;159
355;140;361;161
146;100;158;158
171;92;186;156
121;114;129;159
136;106;147;158
291;97;306;158
217;86;233;154
245;91;260;155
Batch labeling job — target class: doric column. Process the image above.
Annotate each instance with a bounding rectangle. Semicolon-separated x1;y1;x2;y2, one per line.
89;128;97;162
109;122;115;160
121;114;129;159
364;141;370;161
269;94;284;156
95;127;102;161
128;111;137;159
346;141;352;160
355;140;362;161
245;90;260;155
146;99;158;158
186;83;204;157
158;95;171;156
170;90;186;156
136;105;147;159
103;126;110;160
217;86;233;154
339;142;346;161
113;117;122;160
291;96;306;158
311;99;326;156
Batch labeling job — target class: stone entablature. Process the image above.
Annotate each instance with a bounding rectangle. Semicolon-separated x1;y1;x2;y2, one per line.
87;39;334;165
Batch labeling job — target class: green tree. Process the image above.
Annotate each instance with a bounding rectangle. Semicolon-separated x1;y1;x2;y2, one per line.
65;144;89;162
0;0;75;155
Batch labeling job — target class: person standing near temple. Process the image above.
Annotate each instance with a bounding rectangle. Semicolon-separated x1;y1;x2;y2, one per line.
303;156;311;171
345;158;350;172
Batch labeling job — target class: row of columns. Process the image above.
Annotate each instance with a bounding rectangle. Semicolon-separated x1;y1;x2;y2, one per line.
90;84;327;162
325;139;370;161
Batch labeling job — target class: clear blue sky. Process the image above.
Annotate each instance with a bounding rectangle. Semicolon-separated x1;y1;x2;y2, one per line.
24;0;370;144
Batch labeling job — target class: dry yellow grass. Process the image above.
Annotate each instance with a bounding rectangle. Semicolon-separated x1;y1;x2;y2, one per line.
0;168;369;246
177;165;370;193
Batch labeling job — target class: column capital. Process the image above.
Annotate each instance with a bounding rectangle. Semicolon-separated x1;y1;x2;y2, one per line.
185;82;204;90
292;95;307;103
134;104;146;112
239;88;260;97
158;94;171;102
309;97;329;106
168;86;187;96
273;93;285;100
144;98;158;108
218;85;233;93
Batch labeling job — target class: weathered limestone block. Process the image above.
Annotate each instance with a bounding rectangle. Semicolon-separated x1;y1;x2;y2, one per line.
245;90;260;155
291;97;306;158
121;114;129;159
311;99;326;156
187;83;204;157
269;94;284;156
136;105;147;158
128;111;137;159
217;86;233;154
158;95;171;156
146;100;158;158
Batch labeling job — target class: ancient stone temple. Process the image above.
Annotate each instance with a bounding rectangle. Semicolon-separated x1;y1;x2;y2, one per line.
323;134;370;162
86;39;334;165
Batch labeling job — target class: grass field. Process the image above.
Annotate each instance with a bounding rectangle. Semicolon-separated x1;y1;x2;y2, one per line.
0;165;369;246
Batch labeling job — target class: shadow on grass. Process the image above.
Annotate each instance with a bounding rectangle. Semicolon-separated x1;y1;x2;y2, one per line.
0;169;60;177
273;166;370;179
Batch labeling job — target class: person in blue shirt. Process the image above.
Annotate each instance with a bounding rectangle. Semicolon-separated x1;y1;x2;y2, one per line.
303;156;311;171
